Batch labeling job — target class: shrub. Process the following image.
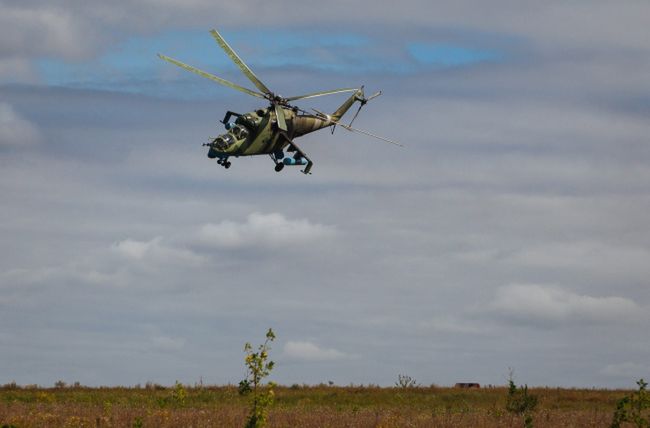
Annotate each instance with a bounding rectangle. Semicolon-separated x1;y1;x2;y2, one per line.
505;371;538;428
611;379;650;428
171;381;187;406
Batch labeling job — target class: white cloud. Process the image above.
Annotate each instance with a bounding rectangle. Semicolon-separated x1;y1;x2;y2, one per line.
113;238;157;260
0;103;40;146
198;212;335;249
112;237;203;266
283;341;349;361
488;284;642;324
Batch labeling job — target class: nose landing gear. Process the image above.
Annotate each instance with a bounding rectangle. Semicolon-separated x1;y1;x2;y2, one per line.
217;158;231;169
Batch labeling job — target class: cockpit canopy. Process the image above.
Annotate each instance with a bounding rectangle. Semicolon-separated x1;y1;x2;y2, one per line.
212;124;250;151
230;124;249;141
213;133;235;150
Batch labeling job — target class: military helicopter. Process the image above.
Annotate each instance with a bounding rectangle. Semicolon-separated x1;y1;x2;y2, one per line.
158;29;401;174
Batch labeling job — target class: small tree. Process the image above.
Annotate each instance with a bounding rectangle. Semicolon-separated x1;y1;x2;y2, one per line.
239;328;276;428
506;370;538;428
611;379;650;428
171;381;187;406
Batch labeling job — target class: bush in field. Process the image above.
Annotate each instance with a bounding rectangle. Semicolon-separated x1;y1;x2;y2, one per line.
611;379;650;428
506;370;537;428
171;381;187;406
239;328;276;428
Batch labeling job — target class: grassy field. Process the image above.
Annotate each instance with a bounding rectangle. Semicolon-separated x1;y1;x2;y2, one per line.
0;383;636;427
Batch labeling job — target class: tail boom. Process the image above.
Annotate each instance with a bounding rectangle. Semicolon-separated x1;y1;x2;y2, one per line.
290;88;365;137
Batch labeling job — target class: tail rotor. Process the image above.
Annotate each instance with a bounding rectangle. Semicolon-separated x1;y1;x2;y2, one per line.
348;88;382;127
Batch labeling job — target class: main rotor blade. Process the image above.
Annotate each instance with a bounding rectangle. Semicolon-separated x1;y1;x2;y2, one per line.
286;88;358;102
312;109;403;147
339;123;403;147
158;54;265;99
209;29;272;95
275;104;288;131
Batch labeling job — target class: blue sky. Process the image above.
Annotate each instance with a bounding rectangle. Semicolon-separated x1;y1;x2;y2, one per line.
1;1;650;389
35;29;502;97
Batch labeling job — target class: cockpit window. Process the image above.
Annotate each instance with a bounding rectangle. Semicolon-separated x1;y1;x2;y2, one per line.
214;133;234;150
231;125;249;140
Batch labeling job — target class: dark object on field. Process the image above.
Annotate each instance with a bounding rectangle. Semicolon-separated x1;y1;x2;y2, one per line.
455;382;481;388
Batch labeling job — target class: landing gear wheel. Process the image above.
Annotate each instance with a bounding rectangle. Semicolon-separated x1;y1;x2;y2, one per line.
275;163;284;172
224;161;231;169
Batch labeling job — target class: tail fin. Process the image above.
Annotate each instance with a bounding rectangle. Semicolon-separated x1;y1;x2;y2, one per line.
331;87;365;121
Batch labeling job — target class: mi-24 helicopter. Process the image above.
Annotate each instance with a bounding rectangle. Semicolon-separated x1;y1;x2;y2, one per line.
158;29;401;175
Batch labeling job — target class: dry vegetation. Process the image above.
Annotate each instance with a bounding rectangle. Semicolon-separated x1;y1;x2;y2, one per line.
0;383;636;427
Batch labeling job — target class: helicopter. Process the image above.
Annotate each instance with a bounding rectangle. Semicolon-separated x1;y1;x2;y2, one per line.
158;29;401;175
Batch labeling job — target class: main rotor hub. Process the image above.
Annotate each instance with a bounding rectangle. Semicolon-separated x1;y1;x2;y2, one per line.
266;93;286;104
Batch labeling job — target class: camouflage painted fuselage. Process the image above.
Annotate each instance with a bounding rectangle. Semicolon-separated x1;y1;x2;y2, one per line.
207;89;363;160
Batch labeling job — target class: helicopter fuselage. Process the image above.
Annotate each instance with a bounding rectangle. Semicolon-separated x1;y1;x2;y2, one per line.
206;106;334;159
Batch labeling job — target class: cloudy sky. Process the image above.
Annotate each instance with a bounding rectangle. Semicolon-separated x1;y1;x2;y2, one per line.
1;1;649;388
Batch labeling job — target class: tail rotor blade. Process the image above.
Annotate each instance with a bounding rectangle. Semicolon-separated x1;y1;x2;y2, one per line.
366;91;382;101
348;91;381;127
348;104;363;127
348;91;381;126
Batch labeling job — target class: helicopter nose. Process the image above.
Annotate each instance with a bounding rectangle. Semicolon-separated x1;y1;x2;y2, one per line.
207;147;219;158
